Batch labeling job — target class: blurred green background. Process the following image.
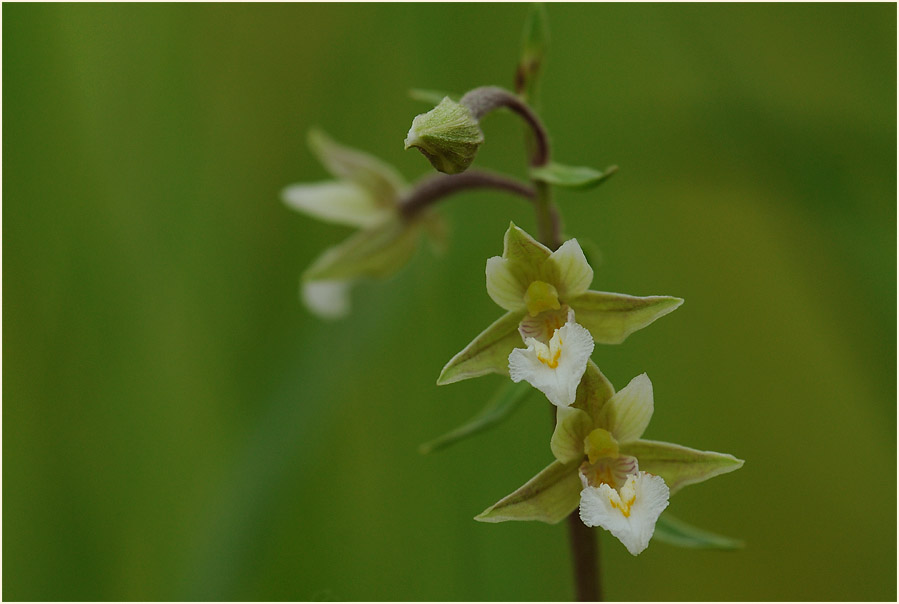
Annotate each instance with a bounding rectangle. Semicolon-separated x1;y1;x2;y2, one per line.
3;3;896;601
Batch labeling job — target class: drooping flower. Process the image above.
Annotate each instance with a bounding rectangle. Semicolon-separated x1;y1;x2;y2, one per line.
508;310;594;407
282;129;445;319
475;366;743;556
438;223;683;384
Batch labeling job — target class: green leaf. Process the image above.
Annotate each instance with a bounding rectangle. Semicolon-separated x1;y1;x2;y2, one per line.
653;512;744;550
550;406;593;463
475;459;580;524
571;291;683;345
409;89;459;105
303;219;420;282
529;162;618;190
516;3;549;103
619;439;744;495
437;311;526;384
419;381;533;454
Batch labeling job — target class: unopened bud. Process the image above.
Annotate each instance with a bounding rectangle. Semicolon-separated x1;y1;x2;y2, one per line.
404;97;484;174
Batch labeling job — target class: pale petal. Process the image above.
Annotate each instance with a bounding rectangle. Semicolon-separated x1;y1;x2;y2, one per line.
486;256;527;311
579;472;669;556
598;373;654;443
301;280;352;320
508;320;594;408
502;222;552;266
572;360;616;425
550;406;593;463
546;239;593;299
303;219;420;282
281;181;389;228
308;129;407;206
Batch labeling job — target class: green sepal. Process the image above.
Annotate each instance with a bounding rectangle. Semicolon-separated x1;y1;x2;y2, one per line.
437;311;526;385
474;459;581;524
516;3;549;103
409;89;460;105
570;291;683;345
551;406;593;463
308;129;406;206
619;439;744;495
572;360;616;424
419;381;532;454
653;512;744;550
529;162;618;190
303;219;420;282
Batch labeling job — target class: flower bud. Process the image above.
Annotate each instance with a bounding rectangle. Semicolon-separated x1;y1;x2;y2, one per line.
404;97;484;174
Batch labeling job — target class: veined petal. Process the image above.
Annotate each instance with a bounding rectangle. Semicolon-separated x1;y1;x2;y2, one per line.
475;459;581;524
570;291;683;344
303;218;420;282
281;181;390;228
579;454;639;490
546;239;593;299
619;439;744;495
551;406;593;463
572;360;616;425
502;222;552;266
437;311;526;384
518;307;570;343
598;373;654;443
579;472;670;556
509;320;594;408
308;129;407;206
486;256;528;312
301;280;352;320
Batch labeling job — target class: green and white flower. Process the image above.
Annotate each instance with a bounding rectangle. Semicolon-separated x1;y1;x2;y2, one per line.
283;129;443;319
438;223;683;384
476;368;743;556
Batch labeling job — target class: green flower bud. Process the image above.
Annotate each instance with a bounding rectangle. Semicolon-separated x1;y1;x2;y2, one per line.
404;97;484;174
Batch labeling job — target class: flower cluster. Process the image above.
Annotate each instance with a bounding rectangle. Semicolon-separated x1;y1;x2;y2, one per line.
442;224;743;555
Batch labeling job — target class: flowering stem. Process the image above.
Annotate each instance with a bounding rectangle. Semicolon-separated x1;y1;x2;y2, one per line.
568;513;602;601
460;86;550;167
399;170;535;219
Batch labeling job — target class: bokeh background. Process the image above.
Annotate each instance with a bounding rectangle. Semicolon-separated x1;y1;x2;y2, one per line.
4;3;896;601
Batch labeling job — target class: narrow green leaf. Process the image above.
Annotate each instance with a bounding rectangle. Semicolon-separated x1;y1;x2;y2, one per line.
653;512;744;550
437;310;526;384
475;459;581;524
419;381;533;454
571;291;683;345
529;162;618;190
409;89;459;105
620;439;744;495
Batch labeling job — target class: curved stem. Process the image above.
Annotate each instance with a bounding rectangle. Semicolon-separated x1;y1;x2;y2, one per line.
399;170;535;219
460;86;550;167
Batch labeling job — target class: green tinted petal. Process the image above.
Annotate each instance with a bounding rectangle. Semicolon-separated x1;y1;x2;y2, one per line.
551;406;593;463
619;439;744;495
653;512;744;550
598;373;654;443
281;181;390;228
308;129;406;206
303;219;420;282
572;360;616;424
571;291;683;344
503;222;551;266
474;460;581;524
486;256;528;312
545;239;593;299
437;311;526;385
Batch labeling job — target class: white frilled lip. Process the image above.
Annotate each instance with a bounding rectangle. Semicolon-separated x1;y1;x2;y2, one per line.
508;317;594;408
579;471;670;556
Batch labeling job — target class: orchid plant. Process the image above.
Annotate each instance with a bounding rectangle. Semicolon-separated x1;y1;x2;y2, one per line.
283;5;743;600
